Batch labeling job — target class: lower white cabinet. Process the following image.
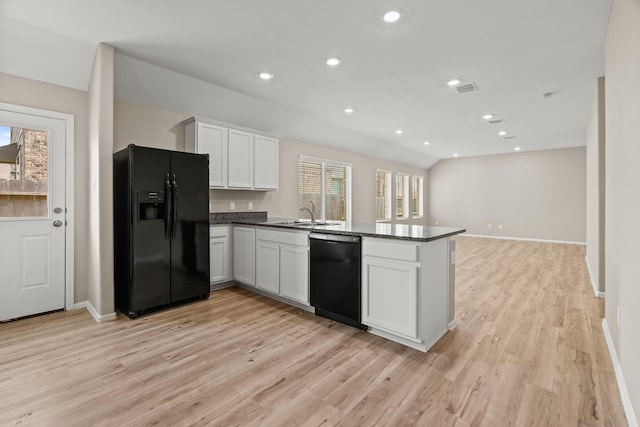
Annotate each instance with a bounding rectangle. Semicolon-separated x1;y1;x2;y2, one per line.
210;226;232;284
234;226;256;285
362;256;418;338
256;240;280;294
361;237;448;352
255;228;309;305
279;244;309;303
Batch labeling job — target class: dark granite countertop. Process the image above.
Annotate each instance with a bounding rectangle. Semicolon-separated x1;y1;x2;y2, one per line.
210;212;465;242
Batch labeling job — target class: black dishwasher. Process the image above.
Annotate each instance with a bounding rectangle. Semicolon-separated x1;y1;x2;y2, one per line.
309;233;366;330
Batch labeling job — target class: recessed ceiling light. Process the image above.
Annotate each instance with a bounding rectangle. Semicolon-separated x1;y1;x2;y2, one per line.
382;9;402;23
453;153;459;157
259;72;273;80
482;114;494;120
514;147;521;151
326;57;341;66
423;141;430;146
447;78;461;86
395;129;404;134
498;130;507;136
344;107;355;114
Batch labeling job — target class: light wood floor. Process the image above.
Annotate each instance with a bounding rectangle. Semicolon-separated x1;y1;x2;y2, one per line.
0;237;627;426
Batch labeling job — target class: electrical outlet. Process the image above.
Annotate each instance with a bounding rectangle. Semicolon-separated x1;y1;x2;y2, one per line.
248;201;253;210
617;306;621;328
498;224;503;229
229;201;235;210
435;220;439;225
488;224;492;229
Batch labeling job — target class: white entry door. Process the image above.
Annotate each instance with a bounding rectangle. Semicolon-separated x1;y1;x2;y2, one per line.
0;107;67;321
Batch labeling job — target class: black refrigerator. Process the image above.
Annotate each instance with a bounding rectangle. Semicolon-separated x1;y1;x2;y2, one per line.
114;145;210;318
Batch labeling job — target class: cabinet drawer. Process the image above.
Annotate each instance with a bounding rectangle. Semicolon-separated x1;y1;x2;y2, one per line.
362;238;419;262
256;228;309;247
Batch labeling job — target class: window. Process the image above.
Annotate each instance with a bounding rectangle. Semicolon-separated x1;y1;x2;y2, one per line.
376;169;391;221
412;175;424;218
396;173;409;219
298;156;351;223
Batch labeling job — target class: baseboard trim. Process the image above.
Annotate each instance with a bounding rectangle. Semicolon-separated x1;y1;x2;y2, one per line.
210;281;235;292
463;233;586;246
86;300;117;323
585;256;605;298
73;301;88;310
448;319;457;330
602;319;638;427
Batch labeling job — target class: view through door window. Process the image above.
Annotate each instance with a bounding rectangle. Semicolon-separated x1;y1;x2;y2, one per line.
0;125;49;217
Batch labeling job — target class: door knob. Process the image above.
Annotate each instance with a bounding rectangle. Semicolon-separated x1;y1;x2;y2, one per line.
53;220;63;227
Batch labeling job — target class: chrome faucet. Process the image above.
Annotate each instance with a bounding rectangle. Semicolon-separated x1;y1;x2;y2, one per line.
299;201;316;224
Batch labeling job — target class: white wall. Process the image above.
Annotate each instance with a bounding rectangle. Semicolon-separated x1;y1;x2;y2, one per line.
87;43;115;317
585;77;606;296
428;147;586;243
604;0;640;421
0;71;89;303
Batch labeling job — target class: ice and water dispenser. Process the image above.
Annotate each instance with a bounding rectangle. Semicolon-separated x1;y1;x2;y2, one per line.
138;191;165;221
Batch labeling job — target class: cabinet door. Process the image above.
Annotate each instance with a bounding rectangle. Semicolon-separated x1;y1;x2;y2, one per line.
280;244;309;304
228;129;253;188
198;123;227;188
233;227;255;285
254;135;278;190
362;256;417;338
210;227;230;283
256;240;280;294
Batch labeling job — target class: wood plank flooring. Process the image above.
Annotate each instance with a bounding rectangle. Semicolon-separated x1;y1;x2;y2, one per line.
0;237;628;426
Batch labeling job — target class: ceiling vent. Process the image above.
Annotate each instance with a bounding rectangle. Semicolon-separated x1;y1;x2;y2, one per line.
489;119;504;125
504;136;517;139
456;83;478;94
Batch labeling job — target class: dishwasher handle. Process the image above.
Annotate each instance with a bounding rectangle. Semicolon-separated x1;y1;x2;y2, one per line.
309;233;361;243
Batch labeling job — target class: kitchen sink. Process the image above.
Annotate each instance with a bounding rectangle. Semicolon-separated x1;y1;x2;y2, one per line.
272;220;308;225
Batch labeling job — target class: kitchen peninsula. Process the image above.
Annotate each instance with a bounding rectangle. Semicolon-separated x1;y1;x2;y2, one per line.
210;212;465;352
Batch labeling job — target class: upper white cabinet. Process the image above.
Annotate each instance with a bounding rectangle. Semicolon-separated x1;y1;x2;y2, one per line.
184;117;278;191
254;135;278;190
185;121;227;188
228;129;253;189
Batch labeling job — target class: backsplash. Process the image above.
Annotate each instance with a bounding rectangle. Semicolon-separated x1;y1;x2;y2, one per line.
209;211;268;224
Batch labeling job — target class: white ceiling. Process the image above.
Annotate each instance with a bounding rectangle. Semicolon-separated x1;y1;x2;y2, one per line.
0;0;611;168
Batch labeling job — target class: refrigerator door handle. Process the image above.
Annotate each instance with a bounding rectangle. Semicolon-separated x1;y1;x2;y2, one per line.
171;173;178;239
165;173;172;239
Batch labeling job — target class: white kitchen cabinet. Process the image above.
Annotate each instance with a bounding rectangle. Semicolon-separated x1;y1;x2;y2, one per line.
256;240;280;294
228;129;253;189
210;226;232;284
185;117;279;191
253;135;278;190
361;237;448;352
185;121;227;188
255;228;309;305
233;226;255;286
362;256;418;338
279;244;309;304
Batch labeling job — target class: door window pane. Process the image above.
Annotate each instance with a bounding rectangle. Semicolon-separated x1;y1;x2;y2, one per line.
0;126;49;218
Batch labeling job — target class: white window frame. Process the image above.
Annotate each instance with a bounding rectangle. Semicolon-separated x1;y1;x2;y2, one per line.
412;175;424;219
396;173;409;220
376;169;392;222
299;155;352;224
